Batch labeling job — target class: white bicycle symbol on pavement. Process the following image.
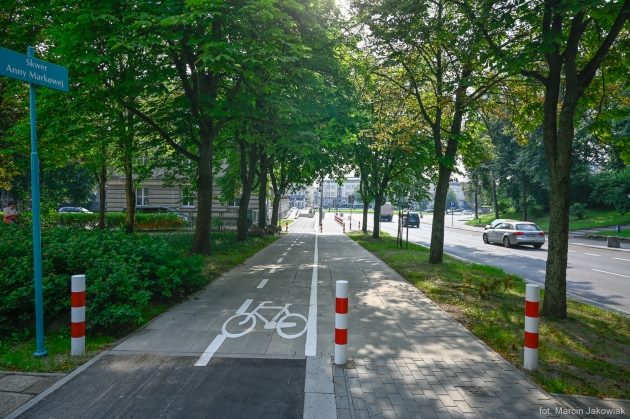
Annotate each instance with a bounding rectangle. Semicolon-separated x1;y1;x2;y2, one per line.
222;301;307;339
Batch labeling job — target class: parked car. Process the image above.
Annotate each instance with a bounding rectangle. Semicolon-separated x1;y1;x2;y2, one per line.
483;220;545;249
402;213;420;228
58;207;92;213
126;206;191;223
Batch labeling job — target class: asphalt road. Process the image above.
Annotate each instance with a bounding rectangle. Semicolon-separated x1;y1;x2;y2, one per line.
17;229;324;419
363;214;630;316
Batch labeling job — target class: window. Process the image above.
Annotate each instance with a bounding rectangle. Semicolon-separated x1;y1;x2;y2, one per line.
136;187;149;207
181;186;196;208
227;199;239;208
247;209;259;225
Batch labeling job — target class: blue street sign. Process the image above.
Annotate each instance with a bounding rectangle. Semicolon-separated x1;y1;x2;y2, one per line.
0;46;69;358
0;47;68;92
450;202;455;208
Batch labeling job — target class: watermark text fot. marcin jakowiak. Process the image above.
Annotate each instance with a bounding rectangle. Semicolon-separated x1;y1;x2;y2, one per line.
539;406;626;416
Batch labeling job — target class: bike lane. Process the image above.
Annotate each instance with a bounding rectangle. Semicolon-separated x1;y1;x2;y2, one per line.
13;223;330;419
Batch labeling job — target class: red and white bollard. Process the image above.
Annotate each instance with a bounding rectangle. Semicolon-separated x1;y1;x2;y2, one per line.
335;280;348;365
71;274;86;356
523;284;540;370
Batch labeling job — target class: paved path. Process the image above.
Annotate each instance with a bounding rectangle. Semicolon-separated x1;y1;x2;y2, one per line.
7;213;625;418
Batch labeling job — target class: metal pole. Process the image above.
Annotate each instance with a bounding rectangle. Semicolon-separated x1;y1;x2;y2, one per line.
319;178;323;227
29;46;47;357
406;214;409;249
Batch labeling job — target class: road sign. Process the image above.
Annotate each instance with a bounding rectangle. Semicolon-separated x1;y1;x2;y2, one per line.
450;202;455;208
0;46;69;358
0;47;68;91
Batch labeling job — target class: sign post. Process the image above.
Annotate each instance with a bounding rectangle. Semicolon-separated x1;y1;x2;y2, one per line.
1;46;69;357
450;202;455;227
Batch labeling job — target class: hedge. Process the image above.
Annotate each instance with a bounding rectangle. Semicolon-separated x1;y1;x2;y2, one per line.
3;211;188;230
0;224;205;337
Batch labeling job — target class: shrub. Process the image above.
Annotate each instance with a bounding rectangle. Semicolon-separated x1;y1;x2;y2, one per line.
248;227;266;238
212;217;224;230
0;225;205;337
570;203;587;220
590;168;630;214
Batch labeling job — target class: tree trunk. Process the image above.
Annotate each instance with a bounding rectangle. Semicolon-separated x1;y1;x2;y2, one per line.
372;193;383;238
522;175;528;221
429;165;451;263
428;64;470;264
271;195;281;229
474;176;479;220
237;184;253;240
257;152;267;229
122;113;135;234
362;201;369;233
492;177;499;219
98;159;106;230
269;168;283;229
397;208;402;248
236;139;258;241
192;134;213;254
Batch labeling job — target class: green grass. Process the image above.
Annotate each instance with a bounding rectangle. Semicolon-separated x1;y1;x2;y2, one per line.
0;231;278;373
349;231;630;399
466;208;630;231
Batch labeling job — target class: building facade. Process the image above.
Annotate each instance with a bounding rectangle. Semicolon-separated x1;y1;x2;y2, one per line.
104;172;290;228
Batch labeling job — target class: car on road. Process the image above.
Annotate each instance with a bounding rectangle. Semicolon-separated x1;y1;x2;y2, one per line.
402;212;420;228
58;206;92;213
380;202;393;222
483;220;545;249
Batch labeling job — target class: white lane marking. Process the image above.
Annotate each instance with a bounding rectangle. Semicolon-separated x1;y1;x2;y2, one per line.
583;253;602;257
195;298;254;366
236;299;254;314
613;257;630;262
568;250;576;253
592;269;630;279
305;233;318;356
195;335;226;366
283;252;288;256
277;258;284;263
257;278;270;289
269;267;277;274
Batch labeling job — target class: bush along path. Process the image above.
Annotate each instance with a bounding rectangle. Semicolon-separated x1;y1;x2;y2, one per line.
0;225;278;372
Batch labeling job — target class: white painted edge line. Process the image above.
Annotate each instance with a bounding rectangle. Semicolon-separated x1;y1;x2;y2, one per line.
194;298;254;367
570;242;630;253
613;257;630;262
194;335;226;367
305;233;318;356
592;269;630;279
5;350;110;418
257;278;270;289
583;253;602;257
277;258;284;264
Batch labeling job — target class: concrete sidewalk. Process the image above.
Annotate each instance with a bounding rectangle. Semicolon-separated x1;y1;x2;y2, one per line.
317;215;565;418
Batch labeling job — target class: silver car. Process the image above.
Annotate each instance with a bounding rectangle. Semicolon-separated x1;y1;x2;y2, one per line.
483;220;545;249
